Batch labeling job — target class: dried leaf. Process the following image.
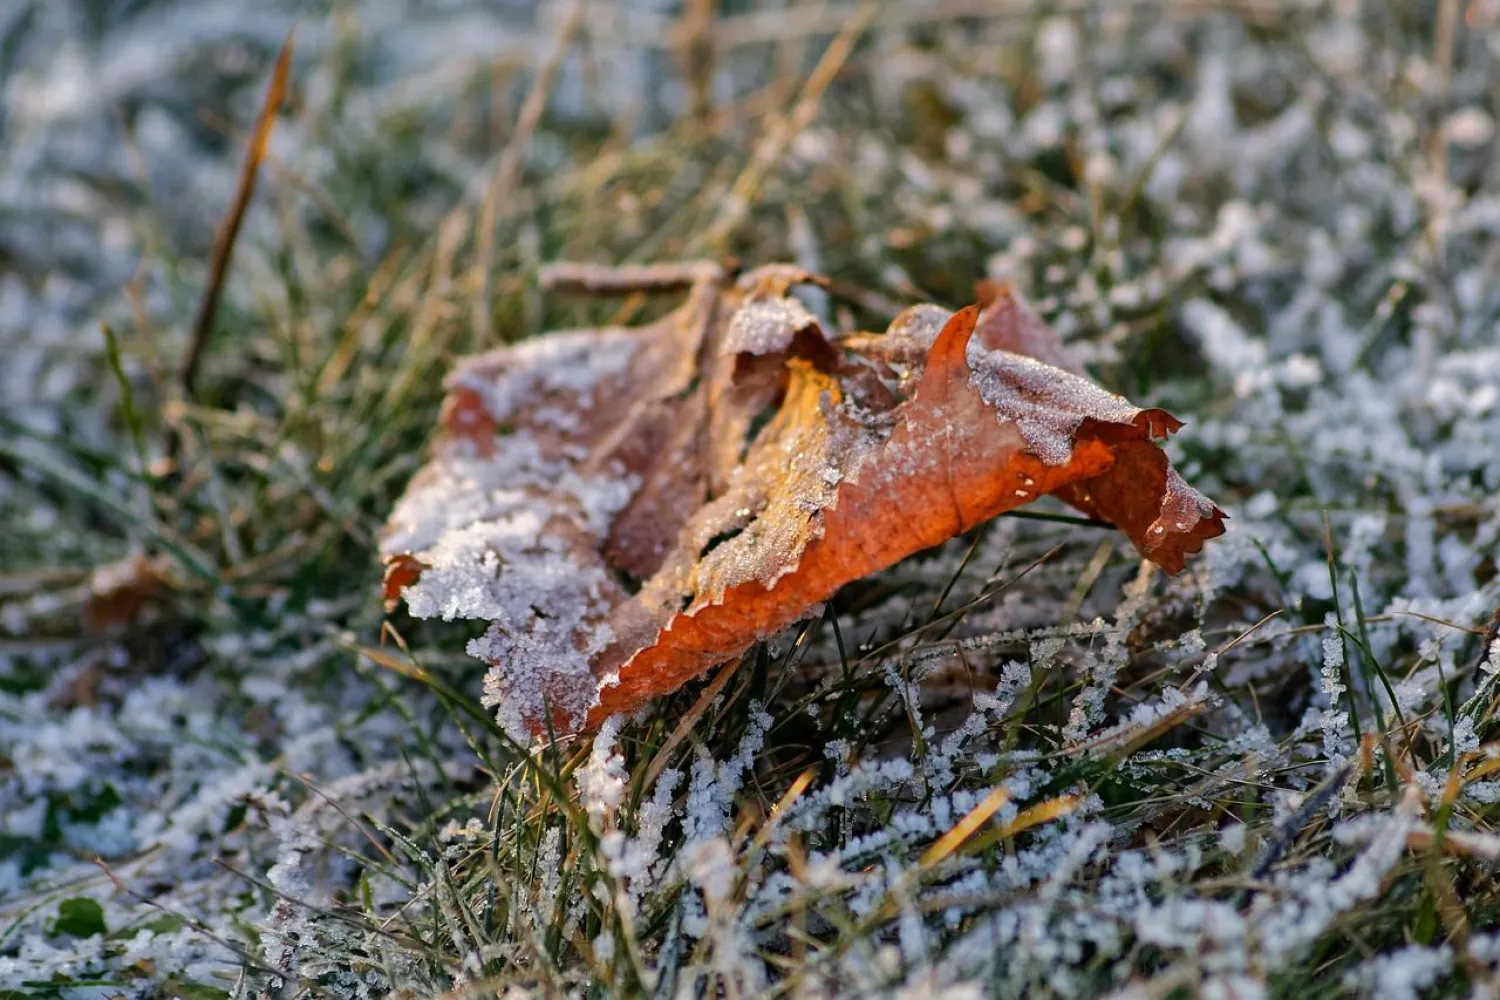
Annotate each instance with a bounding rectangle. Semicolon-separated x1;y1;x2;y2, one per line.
380;265;1225;738
84;553;173;632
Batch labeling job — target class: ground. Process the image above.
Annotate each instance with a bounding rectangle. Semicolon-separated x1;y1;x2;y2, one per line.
2;1;1500;997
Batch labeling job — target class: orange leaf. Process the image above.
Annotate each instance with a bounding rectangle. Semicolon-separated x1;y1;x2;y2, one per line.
379;265;1225;738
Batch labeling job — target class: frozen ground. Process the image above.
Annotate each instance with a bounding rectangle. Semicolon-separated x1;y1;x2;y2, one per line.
2;1;1500;997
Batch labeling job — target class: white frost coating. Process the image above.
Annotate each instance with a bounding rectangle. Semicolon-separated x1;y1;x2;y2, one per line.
1342;945;1452;1000
380;439;637;557
684;837;737;906
450;327;640;422
1134;898;1245;952
579;716;629;821
400;503;619;740
1180;299;1268;399
402;519;560;621
1255;793;1421;963
1319;611;1348;765
965;342;1141;465
724;296;820;355
385;426;638;741
886;303;954;346
1147;469;1220;540
475;618;607;744
601;768;681;899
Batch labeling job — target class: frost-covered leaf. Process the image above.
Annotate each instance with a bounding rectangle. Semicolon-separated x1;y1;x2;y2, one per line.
380;264;1225;737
